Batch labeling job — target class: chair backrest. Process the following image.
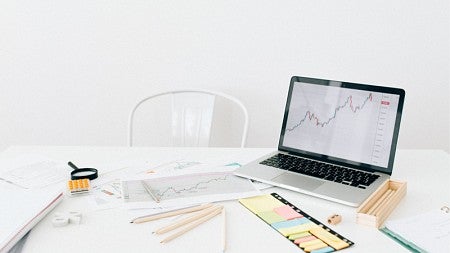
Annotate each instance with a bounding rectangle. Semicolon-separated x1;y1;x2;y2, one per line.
128;89;249;147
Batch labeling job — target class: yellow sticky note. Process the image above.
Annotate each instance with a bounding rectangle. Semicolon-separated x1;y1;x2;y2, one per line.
303;241;329;252
239;194;285;213
257;211;286;224
309;226;350;250
299;239;323;248
288;231;311;240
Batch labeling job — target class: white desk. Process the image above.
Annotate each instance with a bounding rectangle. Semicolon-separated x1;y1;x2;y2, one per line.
1;146;449;253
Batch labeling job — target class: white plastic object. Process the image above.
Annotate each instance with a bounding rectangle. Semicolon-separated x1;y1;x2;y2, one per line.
52;216;69;227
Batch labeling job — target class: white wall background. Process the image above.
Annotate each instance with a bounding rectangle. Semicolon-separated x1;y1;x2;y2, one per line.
1;0;449;152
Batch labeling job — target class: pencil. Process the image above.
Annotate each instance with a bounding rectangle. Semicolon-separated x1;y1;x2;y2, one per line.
141;180;160;203
153;205;221;234
367;189;391;215
374;189;396;216
222;208;226;253
131;203;213;224
160;206;223;243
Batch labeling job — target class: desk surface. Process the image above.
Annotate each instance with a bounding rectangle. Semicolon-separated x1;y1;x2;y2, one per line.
1;146;449;253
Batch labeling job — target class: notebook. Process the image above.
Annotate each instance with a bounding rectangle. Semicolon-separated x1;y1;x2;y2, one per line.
0;184;63;253
234;76;405;206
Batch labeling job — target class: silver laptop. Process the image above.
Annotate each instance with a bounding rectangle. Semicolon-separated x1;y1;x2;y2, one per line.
234;76;405;206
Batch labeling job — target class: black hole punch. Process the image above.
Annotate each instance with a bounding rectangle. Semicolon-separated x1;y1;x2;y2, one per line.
68;161;98;180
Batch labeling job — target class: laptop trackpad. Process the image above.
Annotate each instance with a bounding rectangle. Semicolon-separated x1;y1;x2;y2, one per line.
272;172;324;191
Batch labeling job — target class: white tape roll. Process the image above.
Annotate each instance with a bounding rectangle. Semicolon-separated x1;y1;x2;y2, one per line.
69;216;82;224
68;211;82;218
52;216;69;227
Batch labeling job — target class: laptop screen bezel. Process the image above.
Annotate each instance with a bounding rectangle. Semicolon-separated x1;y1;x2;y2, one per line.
278;76;405;175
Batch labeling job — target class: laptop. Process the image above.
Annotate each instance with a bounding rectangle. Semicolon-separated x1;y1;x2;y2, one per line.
234;76;405;207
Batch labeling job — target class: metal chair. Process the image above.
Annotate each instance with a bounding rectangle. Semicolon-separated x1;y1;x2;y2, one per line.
128;89;249;147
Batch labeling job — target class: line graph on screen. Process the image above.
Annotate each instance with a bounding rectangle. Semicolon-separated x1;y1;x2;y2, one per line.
283;83;399;167
287;93;373;131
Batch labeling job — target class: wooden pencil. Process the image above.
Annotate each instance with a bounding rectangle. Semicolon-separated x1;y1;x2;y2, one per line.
367;189;391;215
373;189;396;216
222;208;226;253
131;203;213;224
160;206;223;243
153;205;221;234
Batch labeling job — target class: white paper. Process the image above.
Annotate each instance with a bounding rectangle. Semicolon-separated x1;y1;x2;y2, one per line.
87;159;231;210
0;154;69;189
121;165;260;209
384;209;450;253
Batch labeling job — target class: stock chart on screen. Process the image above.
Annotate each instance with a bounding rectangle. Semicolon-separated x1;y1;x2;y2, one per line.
282;82;400;168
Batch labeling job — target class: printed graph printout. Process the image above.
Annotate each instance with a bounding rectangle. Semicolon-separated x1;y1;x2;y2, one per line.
122;167;260;208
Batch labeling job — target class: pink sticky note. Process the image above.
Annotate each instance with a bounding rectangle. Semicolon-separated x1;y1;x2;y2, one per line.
273;205;303;220
294;235;317;244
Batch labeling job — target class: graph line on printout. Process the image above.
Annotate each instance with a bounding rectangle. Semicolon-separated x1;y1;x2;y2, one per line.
153;174;229;200
287;93;373;131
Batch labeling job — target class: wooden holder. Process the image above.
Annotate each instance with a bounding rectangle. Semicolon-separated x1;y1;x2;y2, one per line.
356;179;407;228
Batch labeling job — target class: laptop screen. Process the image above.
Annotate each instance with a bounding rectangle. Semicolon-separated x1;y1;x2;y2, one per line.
279;76;405;174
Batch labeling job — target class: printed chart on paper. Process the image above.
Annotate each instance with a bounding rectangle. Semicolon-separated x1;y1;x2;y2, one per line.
122;170;259;207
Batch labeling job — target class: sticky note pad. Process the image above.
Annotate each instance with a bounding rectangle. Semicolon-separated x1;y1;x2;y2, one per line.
310;247;335;253
294;235;317;244
304;241;329;252
278;222;318;236
257;211;286;224
271;217;310;229
309;227;349;250
299;239;323;248
239;194;284;213
239;193;353;251
288;231;311;240
274;205;303;220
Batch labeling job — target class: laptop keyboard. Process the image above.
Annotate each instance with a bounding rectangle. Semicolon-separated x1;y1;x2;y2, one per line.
260;153;380;189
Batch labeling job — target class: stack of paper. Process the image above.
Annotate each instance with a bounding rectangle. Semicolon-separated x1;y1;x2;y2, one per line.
381;209;450;253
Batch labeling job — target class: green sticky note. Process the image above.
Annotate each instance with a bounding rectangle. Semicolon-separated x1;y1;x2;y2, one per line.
257;211;286;224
